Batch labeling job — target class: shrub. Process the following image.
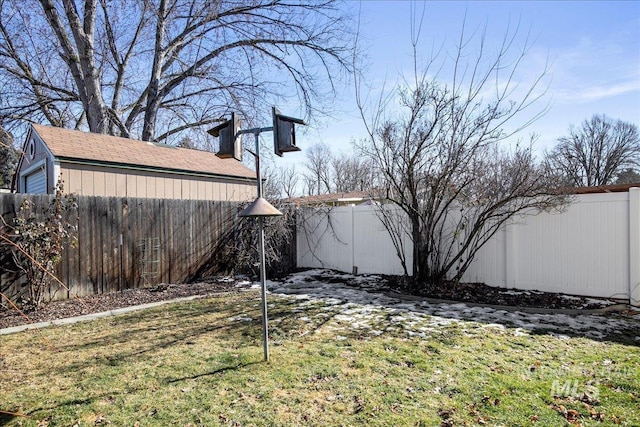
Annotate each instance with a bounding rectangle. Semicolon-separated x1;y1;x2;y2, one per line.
7;184;77;308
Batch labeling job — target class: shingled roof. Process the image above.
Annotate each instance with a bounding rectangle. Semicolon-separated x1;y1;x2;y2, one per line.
32;124;255;179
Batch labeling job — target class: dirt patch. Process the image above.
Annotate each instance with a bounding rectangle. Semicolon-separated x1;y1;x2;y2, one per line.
0;279;244;330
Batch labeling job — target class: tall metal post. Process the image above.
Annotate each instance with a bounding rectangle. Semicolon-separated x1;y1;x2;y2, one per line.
253;131;269;362
215;112;303;364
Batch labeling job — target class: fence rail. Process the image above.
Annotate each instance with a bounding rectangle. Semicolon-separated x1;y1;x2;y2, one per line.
1;194;240;302
297;189;640;306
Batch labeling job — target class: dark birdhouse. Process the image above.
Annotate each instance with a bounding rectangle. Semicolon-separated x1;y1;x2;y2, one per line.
208;113;242;161
273;107;305;157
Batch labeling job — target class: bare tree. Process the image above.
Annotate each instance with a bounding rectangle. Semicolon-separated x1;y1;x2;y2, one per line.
262;164;299;199
302;141;379;195
0;125;18;188
0;0;354;142
303;142;333;195
276;165;300;199
331;154;377;193
545;115;640;187
356;20;565;288
616;168;640;185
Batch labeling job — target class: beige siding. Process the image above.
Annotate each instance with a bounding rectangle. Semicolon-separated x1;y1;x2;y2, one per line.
115;174;127;196
189;180;198;200
164;178;174;199
93;172;106;196
172;179;182;199
59;169;71;191
68;169;83;194
126;174;137;196
136;175;147;198
212;183;220;201
146;177;156;199
81;170;95;195
228;183;238;201
58;163;255;201
103;171;116;196
197;180;206;200
181;179;191;199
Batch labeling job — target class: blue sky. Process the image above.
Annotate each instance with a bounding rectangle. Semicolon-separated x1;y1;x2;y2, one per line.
279;0;640;168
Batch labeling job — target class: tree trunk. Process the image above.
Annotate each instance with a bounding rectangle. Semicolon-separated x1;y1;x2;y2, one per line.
142;0;167;142
410;216;424;288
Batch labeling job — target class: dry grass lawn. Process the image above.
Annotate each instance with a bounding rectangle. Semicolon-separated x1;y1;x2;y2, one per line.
1;290;638;426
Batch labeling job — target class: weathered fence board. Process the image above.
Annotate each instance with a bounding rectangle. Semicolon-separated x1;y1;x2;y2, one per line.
0;194;241;303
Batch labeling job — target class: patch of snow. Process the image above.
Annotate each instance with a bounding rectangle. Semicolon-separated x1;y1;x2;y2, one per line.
228;315;252;322
582;298;617;307
262;269;640;340
502;290;530;296
513;328;528;337
548;332;570;340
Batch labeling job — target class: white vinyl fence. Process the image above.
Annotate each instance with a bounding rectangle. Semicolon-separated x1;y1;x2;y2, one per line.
297;189;640;306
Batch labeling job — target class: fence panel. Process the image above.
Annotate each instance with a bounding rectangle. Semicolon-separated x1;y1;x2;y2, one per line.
297;191;639;303
297;205;411;276
0;194;240;302
463;193;631;299
297;207;353;273
352;205;412;276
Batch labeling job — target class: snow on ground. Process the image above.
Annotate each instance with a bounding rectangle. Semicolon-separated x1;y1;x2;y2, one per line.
247;269;640;342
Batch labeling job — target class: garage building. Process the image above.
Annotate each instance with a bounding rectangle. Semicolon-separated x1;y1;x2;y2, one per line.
12;124;256;201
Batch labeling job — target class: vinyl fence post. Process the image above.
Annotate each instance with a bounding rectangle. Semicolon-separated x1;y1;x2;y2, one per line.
351;204;356;274
629;187;640;307
504;221;516;288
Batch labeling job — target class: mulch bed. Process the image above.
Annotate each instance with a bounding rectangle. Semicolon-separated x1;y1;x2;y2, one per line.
0;279;243;330
383;276;615;310
296;271;621;311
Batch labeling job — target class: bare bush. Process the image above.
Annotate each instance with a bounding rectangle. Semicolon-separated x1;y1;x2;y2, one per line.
356;18;566;289
1;184;77;308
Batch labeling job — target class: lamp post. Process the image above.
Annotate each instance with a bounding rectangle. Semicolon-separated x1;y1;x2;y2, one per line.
238;130;283;363
209;108;304;363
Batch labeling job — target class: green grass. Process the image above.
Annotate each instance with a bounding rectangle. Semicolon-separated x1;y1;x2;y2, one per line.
0;290;638;426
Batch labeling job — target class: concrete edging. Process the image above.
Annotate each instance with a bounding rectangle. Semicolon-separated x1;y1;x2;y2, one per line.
0;294;206;336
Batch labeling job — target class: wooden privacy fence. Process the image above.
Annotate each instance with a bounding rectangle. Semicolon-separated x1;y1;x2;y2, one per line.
1;194;242;302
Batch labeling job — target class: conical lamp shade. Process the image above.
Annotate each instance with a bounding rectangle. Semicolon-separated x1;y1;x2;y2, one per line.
239;197;283;217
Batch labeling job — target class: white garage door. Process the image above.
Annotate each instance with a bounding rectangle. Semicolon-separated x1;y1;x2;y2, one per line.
25;169;47;194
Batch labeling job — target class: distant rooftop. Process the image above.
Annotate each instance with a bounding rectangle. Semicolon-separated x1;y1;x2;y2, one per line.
286;190;380;206
286;184;640;207
570;183;640;194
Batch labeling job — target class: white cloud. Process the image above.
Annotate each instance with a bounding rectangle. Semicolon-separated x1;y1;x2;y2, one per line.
556;79;639;102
